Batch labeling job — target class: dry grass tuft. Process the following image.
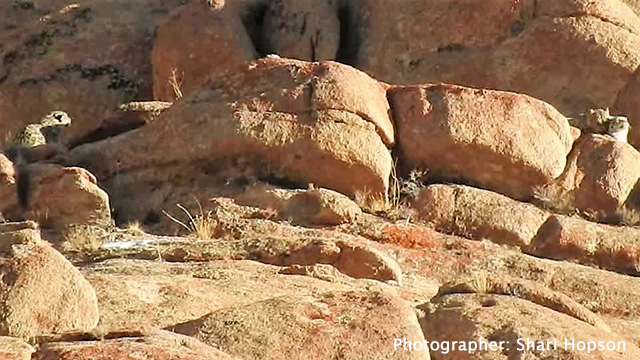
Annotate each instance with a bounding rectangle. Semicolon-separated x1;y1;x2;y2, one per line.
531;184;576;214
124;220;145;236
162;200;217;239
468;271;492;294
389;158;402;209
354;189;390;214
169;68;184;100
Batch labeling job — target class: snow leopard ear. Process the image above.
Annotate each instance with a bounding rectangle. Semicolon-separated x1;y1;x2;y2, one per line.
589;109;596;114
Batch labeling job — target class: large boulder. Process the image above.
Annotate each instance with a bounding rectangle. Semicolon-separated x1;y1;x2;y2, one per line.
344;0;640;116
19;164;111;231
261;0;340;61
152;0;257;102
536;134;640;221
410;184;550;248
0;0;190;145
69;58;393;224
390;84;573;200
0;222;99;339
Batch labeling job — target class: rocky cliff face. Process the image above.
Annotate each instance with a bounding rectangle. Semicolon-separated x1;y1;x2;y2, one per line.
1;0;640;359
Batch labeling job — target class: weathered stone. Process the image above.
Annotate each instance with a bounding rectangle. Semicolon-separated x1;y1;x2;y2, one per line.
614;65;640;148
390;84;573;200
68;59;393;224
0;0;190;144
35;329;238;360
437;274;611;332
20;164;111;231
236;184;361;225
0;153;17;218
173;288;429;360
531;215;640;275
0;336;34;360
422;293;640;359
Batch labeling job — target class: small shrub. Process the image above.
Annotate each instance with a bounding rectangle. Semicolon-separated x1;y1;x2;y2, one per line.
354;166;427;219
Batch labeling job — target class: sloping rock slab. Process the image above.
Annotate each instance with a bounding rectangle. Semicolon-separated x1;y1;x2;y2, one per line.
173;288;429;360
35;329;238;360
410;184;550;248
531;215;640;275
422;293;640;359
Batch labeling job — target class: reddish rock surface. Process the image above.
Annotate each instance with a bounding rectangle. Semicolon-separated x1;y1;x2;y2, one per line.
235;184;362;225
0;153;17;218
68;59;393;226
423;293;640;359
4;2;640;358
437;274;612;333
531;215;640;275
0;336;34;360
20;164;111;231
